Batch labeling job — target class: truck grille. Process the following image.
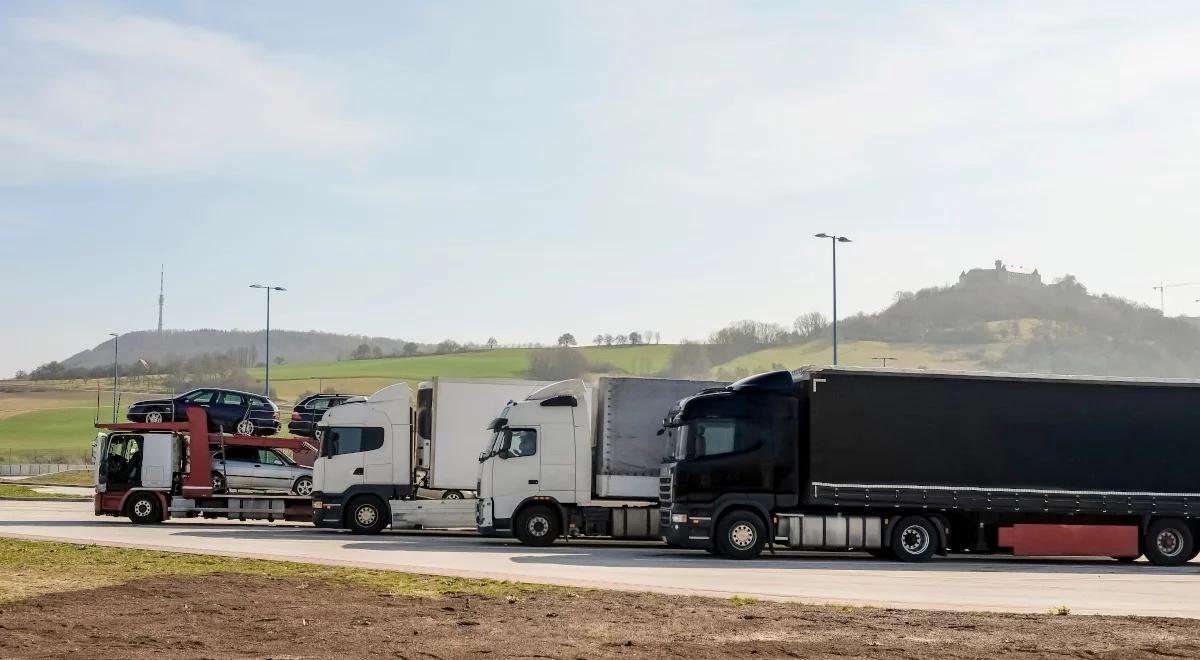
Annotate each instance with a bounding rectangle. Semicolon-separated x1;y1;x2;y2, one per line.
658;469;673;528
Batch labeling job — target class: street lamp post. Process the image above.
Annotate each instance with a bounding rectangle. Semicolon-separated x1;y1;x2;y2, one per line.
814;233;852;365
108;333;119;423
250;284;286;397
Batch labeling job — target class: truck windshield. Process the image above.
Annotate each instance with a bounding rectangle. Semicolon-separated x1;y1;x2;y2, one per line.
671;419;742;460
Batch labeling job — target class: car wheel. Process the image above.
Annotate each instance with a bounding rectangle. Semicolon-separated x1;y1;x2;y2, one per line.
714;509;767;560
235;419;256;436
127;493;163;524
145;410;164;424
292;476;313;497
515;505;560;547
346;496;388;534
314;428;325;443
890;516;939;562
211;472;227;494
1144;519;1194;567
441;490;464;500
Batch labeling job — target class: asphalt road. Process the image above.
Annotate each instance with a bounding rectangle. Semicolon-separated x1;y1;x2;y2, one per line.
2;500;1199;618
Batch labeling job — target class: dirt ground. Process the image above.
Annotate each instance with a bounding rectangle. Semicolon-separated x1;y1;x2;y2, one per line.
1;575;1198;659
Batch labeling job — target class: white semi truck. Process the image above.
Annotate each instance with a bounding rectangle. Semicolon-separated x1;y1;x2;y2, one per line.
476;376;724;546
311;377;550;534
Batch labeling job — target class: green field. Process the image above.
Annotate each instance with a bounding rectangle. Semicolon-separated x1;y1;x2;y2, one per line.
252;345;677;400
0;391;109;463
1;341;991;462
718;340;985;376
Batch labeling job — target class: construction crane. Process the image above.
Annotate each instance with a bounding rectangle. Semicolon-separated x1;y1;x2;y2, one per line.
1151;281;1200;315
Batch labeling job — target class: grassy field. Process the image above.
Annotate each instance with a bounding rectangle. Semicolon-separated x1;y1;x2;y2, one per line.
0;537;554;604
0;484;85;500
714;340;985;375
0;391;109;463
252;345;677;400
0;340;992;460
15;470;94;487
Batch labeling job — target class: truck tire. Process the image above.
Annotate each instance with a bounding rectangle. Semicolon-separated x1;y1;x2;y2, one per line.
714;510;766;560
127;493;163;524
346;496;389;535
1144;518;1194;567
515;505;560;547
890;516;938;562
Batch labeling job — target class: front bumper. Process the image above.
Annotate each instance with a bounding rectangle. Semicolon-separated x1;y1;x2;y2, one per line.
310;492;344;529
660;507;714;549
474;497;511;536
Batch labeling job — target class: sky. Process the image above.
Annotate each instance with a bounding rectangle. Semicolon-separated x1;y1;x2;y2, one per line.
4;1;1200;377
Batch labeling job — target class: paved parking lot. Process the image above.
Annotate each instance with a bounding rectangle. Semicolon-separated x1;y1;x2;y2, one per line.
2;500;1199;617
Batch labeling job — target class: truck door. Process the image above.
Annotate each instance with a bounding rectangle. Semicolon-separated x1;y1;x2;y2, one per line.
488;427;541;519
315;426;371;495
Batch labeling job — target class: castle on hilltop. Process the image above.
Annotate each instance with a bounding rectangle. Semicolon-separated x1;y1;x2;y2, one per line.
959;260;1043;288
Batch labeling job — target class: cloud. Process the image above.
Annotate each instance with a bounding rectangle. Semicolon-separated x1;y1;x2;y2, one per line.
0;12;376;180
602;3;1200;200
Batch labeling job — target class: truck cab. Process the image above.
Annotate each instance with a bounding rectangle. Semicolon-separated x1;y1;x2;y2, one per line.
94;430;184;524
311;382;415;532
476;380;589;541
478;377;693;546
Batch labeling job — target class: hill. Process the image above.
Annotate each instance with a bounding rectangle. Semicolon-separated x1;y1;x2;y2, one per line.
59;329;431;370
722;262;1200;379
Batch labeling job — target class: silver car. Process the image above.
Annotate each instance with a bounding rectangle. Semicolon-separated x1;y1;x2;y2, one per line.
211;447;313;496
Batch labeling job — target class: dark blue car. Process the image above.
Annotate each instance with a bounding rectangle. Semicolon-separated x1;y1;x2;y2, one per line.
126;388;280;436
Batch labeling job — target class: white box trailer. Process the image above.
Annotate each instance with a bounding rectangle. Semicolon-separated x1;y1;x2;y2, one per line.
416;377;553;498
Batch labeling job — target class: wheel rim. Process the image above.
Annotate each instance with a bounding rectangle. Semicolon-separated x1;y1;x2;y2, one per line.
314;429;324;442
236;420;255;435
1156;529;1184;558
445;491;462;500
355;504;378;527
133;499;153;518
729;522;757;549
900;524;930;555
527;514;551;537
147;411;163;423
212;475;223;490
296;479;312;496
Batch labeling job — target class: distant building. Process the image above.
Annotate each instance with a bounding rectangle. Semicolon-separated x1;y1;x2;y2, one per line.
958;260;1043;288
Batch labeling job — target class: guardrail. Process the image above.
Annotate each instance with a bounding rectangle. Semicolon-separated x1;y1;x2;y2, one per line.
0;463;93;477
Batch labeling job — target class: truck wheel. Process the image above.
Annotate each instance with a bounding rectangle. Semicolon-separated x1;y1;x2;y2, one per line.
1144;519;1194;567
441;490;464;500
890;516;937;562
346;496;389;534
211;472;227;494
515;505;560;547
127;493;163;524
715;510;766;560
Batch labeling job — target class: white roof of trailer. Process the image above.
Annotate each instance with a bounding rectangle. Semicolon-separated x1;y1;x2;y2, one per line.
795;365;1200;387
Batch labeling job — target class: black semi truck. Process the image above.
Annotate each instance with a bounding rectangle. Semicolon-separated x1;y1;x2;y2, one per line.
660;367;1200;566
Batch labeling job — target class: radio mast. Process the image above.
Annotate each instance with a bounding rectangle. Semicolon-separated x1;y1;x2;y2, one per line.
157;266;164;334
